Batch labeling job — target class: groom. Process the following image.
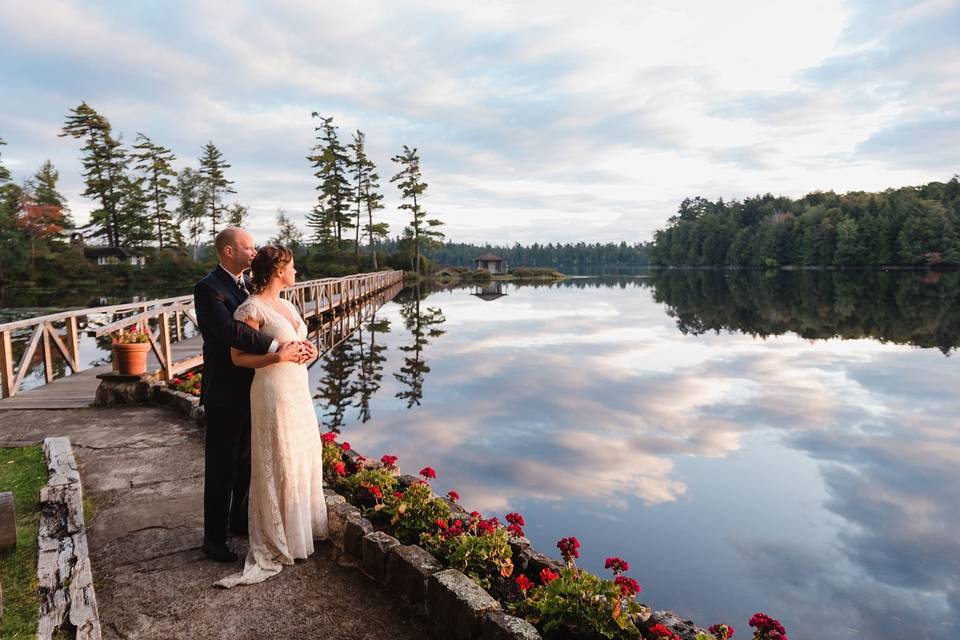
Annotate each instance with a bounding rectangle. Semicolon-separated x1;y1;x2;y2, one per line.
194;227;306;562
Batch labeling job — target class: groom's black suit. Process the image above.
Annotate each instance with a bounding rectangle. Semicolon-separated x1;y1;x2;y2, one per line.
194;266;273;546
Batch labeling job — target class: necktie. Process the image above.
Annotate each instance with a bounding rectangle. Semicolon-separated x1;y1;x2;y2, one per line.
237;277;248;295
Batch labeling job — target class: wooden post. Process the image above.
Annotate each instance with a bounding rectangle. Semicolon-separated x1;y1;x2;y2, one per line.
0;331;13;399
0;491;15;550
65;316;80;373
159;312;172;381
41;324;54;383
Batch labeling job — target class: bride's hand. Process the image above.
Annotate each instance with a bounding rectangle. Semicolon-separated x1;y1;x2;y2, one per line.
300;340;319;364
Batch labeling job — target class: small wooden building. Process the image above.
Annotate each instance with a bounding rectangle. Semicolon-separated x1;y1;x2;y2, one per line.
473;253;508;274
71;232;146;268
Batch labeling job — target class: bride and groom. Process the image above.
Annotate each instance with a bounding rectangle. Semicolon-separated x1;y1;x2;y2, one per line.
194;227;328;587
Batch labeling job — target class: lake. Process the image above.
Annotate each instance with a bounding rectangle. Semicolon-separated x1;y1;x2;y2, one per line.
308;270;960;640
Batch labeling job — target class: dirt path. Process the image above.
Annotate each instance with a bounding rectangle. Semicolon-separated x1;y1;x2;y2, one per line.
0;406;430;640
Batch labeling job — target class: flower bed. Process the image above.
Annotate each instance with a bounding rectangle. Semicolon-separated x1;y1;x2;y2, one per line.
168;371;201;397
321;433;791;640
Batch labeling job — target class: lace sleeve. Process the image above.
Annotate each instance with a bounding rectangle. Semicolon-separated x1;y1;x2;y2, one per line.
234;298;264;325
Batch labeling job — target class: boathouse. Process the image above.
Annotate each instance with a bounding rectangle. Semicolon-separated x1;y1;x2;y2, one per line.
473;253;507;274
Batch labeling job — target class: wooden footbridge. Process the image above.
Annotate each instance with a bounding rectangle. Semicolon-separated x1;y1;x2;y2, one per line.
0;271;404;410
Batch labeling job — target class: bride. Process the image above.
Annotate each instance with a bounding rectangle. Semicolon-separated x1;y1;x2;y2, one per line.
215;245;329;588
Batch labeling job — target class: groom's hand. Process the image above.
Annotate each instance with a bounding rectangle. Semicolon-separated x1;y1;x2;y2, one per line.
277;340;306;364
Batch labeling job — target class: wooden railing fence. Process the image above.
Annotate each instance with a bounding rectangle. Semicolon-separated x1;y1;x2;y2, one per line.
0;271;404;398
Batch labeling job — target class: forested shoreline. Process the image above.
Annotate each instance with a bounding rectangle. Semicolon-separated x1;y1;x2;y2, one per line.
650;178;960;268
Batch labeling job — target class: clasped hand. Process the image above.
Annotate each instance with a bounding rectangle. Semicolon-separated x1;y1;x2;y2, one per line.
278;339;318;365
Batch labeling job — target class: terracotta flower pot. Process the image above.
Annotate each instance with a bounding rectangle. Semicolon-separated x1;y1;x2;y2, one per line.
112;342;151;376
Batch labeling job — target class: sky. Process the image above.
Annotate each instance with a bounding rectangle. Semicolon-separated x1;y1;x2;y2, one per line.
0;0;958;246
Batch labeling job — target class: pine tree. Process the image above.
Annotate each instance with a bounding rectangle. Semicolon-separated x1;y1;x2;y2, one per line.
116;173;154;248
391;146;443;275
348;130;388;267
198;142;235;238
0;137;10;183
60;102;130;247
306;114;352;247
29;160;71;228
270;208;304;250
176;167;206;256
132;133;178;249
226;203;248;227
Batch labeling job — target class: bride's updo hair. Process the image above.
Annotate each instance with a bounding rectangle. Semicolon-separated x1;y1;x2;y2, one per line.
250;244;293;292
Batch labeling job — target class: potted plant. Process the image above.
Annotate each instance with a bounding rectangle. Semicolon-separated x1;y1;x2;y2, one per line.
112;327;151;376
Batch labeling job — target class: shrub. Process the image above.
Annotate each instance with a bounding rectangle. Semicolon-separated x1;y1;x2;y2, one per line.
378;480;451;544
420;513;514;589
510;540;646;640
168;371;201;396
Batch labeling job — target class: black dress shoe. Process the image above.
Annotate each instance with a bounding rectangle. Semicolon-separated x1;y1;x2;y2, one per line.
202;539;239;563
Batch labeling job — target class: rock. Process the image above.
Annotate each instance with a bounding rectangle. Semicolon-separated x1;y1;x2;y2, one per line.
396;474;420;489
343;513;374;559
327;501;360;552
481;611;543;640
426;568;500;639
37;437;102;640
386;545;443;613
94;373;155;407
361;531;400;583
647;610;708;640
324;492;346;507
514;546;563;578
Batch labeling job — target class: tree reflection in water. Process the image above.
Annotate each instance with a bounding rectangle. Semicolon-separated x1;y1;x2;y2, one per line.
639;269;960;354
394;284;446;408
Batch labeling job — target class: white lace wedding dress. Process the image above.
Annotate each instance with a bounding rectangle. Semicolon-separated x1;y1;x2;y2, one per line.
215;295;328;588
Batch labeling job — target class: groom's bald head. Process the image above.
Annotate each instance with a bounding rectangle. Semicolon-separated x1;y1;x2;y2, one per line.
215;227;256;272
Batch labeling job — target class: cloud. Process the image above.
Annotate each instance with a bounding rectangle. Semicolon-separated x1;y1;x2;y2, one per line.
0;0;954;245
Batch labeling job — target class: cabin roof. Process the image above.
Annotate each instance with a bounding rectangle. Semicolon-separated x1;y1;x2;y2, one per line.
473;253;505;262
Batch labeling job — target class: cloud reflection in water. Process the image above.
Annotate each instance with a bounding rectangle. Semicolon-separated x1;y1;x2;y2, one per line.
313;273;959;639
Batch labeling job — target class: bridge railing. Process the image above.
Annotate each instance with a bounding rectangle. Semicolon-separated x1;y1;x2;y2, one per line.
0;270;404;398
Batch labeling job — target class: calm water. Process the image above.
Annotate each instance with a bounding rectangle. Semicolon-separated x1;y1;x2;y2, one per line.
309;271;960;640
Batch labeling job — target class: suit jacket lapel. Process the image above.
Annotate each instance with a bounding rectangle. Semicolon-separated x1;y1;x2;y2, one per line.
213;267;245;307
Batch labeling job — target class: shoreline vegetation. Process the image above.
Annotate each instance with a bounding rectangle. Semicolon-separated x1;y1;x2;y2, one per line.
649;177;960;269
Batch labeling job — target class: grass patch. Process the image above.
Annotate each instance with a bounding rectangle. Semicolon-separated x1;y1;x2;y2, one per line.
0;445;46;639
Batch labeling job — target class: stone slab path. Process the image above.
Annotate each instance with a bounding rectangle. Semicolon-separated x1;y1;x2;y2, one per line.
0;406;430;639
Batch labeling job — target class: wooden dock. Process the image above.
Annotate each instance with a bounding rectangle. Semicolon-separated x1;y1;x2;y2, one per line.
0;271;404;411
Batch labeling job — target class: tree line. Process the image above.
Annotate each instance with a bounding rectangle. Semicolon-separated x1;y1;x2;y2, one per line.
649;178;960;267
404;241;651;271
0;103;444;287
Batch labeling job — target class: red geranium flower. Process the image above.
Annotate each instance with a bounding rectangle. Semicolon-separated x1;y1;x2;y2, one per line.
709;623;735;640
380;454;398;468
419;466;436;479
435;518;448;529
506;523;525;538
321;431;337;444
469;511;481;519
334;461;347;476
340;441;351;451
515;574;534;593
604;557;630;575
393;491;404;499
540;568;560;584
614;575;641;597
556;537;580;562
365;484;383;499
505;512;525;526
648;624;679;640
446;490;459;501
